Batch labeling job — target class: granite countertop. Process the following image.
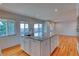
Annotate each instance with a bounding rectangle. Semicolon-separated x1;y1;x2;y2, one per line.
21;34;56;41
25;36;44;41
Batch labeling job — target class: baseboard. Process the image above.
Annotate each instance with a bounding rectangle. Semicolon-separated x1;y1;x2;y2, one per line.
58;34;78;37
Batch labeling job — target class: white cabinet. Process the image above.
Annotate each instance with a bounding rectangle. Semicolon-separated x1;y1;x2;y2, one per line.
51;36;58;53
21;37;31;54
21;37;40;56
40;39;51;56
21;35;58;56
30;39;40;56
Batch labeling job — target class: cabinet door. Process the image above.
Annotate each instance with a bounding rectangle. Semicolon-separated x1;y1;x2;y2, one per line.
51;36;58;53
21;37;31;54
30;39;40;56
40;39;51;56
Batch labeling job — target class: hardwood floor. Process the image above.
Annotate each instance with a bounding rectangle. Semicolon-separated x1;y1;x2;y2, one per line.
50;35;78;56
2;45;30;56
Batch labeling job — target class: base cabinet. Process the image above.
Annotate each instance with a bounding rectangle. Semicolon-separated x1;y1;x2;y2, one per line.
21;36;58;56
30;39;40;56
21;37;40;56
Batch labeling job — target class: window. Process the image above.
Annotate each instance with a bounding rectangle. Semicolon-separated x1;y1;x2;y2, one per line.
7;20;15;35
25;24;29;35
34;24;43;38
20;23;24;36
20;22;29;36
0;20;7;36
49;23;54;36
0;18;15;37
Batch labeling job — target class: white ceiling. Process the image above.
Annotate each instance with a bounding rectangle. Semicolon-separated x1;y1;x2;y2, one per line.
0;3;77;21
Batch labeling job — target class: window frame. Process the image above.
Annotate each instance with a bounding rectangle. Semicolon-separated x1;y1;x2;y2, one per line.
7;19;15;35
20;21;29;36
34;23;43;38
0;18;15;37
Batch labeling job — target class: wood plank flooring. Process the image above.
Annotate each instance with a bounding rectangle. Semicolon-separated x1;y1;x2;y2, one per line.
2;45;30;56
51;35;78;56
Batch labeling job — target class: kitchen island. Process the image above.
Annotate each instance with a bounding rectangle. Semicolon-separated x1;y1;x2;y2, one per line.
20;35;58;56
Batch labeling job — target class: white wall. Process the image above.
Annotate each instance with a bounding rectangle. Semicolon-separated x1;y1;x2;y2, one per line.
55;20;77;36
54;7;77;36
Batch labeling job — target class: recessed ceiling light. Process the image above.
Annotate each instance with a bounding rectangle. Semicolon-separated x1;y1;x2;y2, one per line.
54;8;58;12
